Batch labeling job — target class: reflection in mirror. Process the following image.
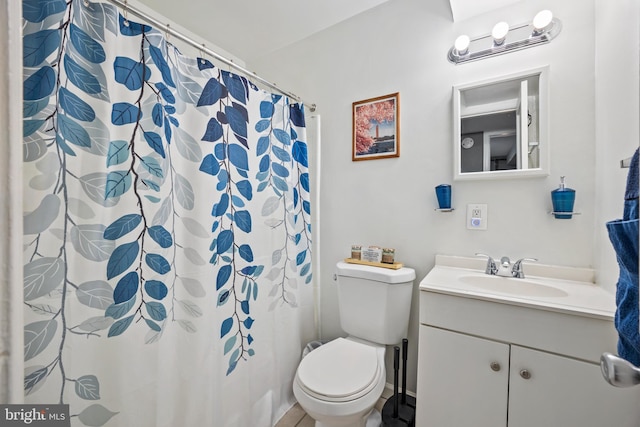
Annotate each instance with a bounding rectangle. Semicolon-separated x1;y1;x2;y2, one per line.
461;111;519;172
453;67;548;180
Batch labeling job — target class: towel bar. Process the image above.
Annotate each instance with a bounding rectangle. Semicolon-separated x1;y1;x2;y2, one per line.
621;157;632;168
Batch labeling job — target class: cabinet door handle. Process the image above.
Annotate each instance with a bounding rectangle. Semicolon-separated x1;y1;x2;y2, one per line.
490;362;501;372
520;369;531;380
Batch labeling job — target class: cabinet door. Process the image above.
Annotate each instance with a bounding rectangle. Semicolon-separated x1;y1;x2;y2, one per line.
509;345;640;427
416;326;510;427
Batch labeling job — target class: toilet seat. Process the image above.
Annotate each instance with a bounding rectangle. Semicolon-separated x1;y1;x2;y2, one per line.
296;338;382;403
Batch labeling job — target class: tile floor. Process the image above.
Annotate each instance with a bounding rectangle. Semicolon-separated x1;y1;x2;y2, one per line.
274;387;395;427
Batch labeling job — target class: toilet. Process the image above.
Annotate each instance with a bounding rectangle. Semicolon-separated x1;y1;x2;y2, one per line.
293;261;415;427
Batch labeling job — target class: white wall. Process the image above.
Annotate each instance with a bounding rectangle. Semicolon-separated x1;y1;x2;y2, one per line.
594;0;640;288
250;0;639;392
129;0;246;65
1;0;25;403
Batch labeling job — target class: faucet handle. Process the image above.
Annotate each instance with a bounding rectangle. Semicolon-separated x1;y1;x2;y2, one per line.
512;258;538;278
476;253;498;275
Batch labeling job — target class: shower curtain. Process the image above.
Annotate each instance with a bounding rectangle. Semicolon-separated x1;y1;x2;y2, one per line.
22;1;313;426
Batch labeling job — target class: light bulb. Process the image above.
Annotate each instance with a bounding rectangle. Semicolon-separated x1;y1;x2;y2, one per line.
454;35;470;55
533;10;553;33
492;21;509;45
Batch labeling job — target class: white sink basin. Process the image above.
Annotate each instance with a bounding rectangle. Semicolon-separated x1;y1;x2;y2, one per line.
459;275;569;298
419;255;615;319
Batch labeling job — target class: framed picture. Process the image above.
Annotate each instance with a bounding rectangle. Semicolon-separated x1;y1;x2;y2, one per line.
352;92;400;161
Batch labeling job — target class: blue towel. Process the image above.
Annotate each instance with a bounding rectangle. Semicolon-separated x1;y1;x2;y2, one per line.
607;148;640;366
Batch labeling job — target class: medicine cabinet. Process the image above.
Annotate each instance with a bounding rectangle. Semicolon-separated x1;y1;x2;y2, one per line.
453;67;549;181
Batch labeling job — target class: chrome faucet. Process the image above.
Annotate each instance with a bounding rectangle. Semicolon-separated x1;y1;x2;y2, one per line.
476;253;538;278
476;253;497;275
496;256;512;277
512;258;538;278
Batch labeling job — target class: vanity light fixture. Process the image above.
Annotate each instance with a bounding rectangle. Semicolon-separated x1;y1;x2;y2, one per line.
448;10;562;64
454;35;470;55
532;10;554;34
491;21;509;46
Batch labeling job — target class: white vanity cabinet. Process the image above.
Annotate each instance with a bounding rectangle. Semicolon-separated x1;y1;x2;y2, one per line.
508;345;640;427
418;325;640;427
418;325;509;426
417;257;640;427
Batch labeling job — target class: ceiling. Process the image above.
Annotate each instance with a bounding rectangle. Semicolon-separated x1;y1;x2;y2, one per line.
134;0;524;63
136;0;391;63
448;0;522;22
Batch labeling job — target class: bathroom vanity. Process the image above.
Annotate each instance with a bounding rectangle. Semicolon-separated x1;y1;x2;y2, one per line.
416;255;640;427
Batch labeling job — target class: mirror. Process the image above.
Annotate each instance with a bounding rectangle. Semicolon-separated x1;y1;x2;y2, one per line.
453;67;549;180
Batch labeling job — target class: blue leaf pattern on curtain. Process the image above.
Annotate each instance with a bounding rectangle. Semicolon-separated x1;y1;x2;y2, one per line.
22;1;312;425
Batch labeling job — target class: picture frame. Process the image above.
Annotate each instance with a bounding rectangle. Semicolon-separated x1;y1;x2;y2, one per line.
352;92;400;161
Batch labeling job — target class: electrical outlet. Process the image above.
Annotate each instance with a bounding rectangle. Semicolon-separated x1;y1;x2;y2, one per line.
467;203;488;230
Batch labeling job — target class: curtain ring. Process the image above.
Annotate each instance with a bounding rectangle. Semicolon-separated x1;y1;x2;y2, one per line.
83;0;90;7
200;44;206;65
165;24;170;42
123;0;129;26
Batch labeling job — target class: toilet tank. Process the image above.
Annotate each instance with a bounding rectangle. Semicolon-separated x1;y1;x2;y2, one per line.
335;262;415;345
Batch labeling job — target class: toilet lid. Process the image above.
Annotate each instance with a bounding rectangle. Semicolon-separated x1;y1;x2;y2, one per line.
296;338;381;402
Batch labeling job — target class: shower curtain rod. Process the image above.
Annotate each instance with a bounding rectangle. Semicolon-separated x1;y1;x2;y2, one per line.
105;0;316;112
